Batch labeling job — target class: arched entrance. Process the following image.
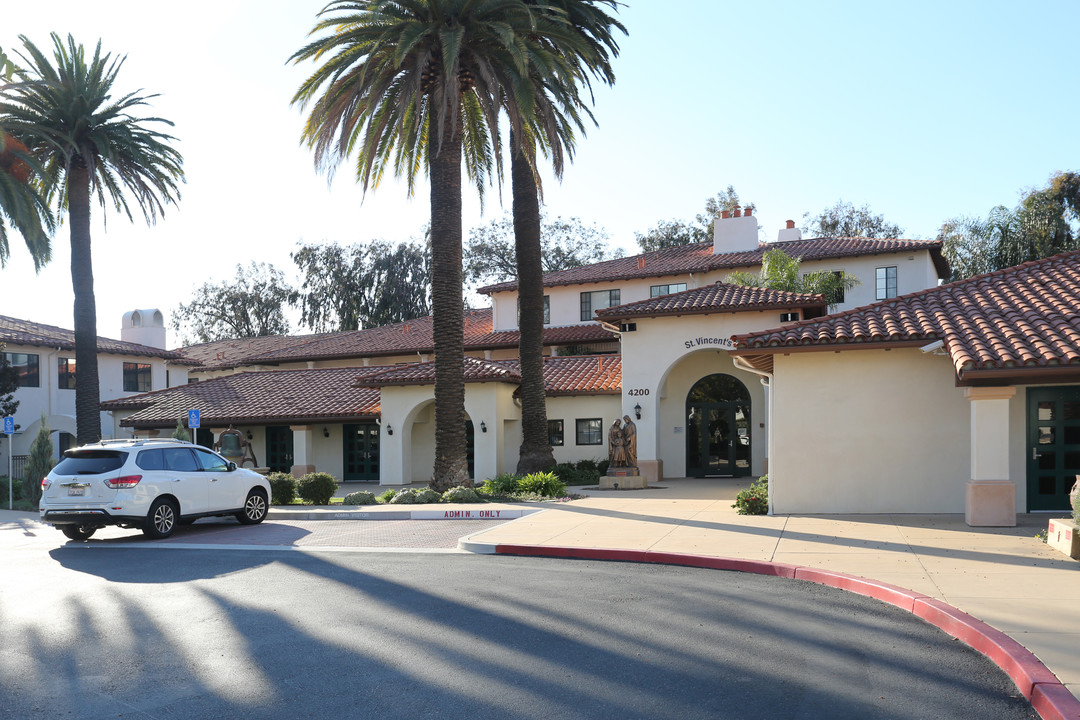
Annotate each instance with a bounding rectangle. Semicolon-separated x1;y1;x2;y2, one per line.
686;374;751;477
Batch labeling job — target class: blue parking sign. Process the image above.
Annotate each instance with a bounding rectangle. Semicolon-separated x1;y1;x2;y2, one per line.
188;409;201;429
2;417;13;435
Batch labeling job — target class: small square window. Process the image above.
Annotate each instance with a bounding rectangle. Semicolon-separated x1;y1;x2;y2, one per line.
876;266;897;300
548;419;564;446
123;362;152;393
576;418;603;445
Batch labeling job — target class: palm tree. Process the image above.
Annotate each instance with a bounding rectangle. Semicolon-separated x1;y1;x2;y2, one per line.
1;34;184;444
0;129;52;269
292;0;567;490
511;0;624;474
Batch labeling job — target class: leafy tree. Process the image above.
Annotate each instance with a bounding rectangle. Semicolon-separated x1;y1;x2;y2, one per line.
293;239;431;332
24;413;54;505
2;35;183;445
292;1;563;490
728;248;859;309
0;348;19;423
172;262;294;344
636;186;752;252
464;212;617;287
939;172;1080;280
802;200;903;239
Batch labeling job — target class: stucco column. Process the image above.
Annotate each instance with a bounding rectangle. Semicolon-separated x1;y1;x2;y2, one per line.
962;387;1016;526
289;425;316;476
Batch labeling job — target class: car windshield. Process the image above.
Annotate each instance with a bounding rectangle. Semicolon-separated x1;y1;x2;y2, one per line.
53;450;126;475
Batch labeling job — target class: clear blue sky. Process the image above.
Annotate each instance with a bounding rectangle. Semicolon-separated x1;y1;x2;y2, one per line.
3;0;1078;339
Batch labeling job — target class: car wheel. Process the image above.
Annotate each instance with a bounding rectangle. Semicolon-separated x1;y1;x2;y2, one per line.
61;525;96;541
144;498;179;539
236;489;268;525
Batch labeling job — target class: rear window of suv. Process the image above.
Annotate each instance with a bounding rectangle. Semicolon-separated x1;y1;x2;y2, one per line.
53;450;127;475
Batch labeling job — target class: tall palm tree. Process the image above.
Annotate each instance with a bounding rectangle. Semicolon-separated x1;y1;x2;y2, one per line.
511;0;623;473
1;34;184;444
292;0;566;490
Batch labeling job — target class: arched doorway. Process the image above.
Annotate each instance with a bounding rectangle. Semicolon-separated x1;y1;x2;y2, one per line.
686;374;751;477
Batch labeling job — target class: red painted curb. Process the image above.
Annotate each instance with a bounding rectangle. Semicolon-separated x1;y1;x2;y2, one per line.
492;544;1080;720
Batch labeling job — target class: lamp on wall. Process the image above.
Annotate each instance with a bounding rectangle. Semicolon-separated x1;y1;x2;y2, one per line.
634;403;642;420
386;424;393;436
246;430;253;441
480;421;487;433
323;427;330;438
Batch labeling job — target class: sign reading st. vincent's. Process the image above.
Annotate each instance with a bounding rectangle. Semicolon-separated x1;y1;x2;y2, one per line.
684;336;734;350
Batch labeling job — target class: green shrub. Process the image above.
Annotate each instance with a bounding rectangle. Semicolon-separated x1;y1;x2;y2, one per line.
377;489;398;503
297;472;338;505
267;472;298;505
518;471;566;498
551;462;597;486
575;458;598;474
597;459;609;476
483;472;521;494
389;488;419;504
732;475;769;515
441;486;482;503
342;491;377;506
414;488;441;504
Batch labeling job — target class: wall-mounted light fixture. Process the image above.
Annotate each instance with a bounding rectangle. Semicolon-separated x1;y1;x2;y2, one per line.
246;430;253;441
634;403;642;420
480;421;487;433
386;424;393;436
323;427;330;438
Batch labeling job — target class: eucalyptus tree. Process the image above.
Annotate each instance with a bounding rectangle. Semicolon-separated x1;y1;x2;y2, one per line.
1;34;184;444
292;0;570;490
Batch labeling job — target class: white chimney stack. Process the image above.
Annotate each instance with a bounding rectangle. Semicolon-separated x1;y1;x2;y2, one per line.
121;309;167;349
776;219;802;243
713;206;758;254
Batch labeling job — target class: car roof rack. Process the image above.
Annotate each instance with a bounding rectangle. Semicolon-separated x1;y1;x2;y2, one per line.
89;438;194;447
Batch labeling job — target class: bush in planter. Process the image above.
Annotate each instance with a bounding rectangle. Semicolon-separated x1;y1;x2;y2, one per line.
414;488;441;504
388;488;419;504
482;472;521;494
518;471;566;498
343;491;377;506
732;475;769;515
267;472;298;505
297;472;338;505
377;489;398;503
441;486;482;503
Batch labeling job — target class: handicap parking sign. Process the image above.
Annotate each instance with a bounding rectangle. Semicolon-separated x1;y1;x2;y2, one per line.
188;409;200;429
2;417;13;435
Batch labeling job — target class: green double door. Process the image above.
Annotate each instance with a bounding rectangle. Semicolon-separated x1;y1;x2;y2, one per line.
1027;387;1080;511
344;424;380;482
686;374;751;478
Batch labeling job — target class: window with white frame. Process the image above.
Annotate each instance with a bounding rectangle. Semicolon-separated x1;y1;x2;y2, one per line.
580;289;620;321
876;266;897;300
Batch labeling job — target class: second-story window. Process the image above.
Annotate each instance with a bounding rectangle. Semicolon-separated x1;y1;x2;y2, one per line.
650;283;686;298
123;362;152;392
58;358;76;389
3;352;39;388
580;289;620;321
876;266;897;300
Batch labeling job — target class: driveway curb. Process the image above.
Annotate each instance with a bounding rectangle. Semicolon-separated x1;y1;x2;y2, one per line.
484;544;1080;720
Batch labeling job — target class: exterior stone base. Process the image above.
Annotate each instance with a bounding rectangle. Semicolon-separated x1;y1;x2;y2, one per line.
600;474;648;490
1047;518;1080;560
290;464;316;477
965;480;1016;527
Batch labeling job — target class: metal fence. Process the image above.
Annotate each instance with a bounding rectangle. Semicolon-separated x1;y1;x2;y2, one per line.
10;455;28;480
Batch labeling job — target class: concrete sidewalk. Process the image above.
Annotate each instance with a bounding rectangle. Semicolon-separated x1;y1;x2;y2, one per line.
459;478;1080;710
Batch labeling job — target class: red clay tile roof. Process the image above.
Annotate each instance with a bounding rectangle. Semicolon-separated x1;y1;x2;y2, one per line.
732;250;1080;384
103;366;383;428
355;356;522;387
0;314;186;361
595;282;828;321
478;237;950;294
176;308;617;367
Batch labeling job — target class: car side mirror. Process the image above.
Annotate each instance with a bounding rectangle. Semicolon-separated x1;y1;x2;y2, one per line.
227;461;237;472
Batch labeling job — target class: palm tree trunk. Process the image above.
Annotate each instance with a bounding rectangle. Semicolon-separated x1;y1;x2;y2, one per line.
512;140;555;474
68;160;102;445
428;123;469;491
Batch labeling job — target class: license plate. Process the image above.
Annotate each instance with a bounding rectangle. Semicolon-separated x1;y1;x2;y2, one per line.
67;487;86;497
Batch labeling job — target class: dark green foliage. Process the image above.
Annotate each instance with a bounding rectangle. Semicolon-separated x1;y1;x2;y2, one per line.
483;472;522;494
267;472;297;505
733;475;769;515
518;471;566;498
377;489;398;503
171;418;190;442
297;472;337;505
802;200;903;239
728;249;859;309
172;262;294;344
636;186;751;252
551;460;601;486
597;459;609;476
0;351;18;422
23;414;54;505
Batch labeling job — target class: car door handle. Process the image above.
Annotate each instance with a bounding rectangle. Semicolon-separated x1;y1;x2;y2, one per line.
169;478;181;482
211;477;219;482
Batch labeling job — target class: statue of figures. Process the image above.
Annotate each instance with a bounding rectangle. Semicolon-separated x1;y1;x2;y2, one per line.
621;415;637;468
608;418;628;467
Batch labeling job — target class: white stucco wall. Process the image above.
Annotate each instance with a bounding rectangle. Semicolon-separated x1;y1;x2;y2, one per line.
769;348;971;513
544;395;622;465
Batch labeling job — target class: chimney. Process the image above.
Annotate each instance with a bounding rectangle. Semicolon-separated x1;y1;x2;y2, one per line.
637;256;646;270
121;309;167;349
777;219;802;243
713;208;758;255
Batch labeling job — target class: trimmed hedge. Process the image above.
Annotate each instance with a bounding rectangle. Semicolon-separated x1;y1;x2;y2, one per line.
297;472;338;505
267;472;298;505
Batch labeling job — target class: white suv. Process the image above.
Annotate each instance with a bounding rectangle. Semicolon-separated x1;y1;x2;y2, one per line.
40;439;272;541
